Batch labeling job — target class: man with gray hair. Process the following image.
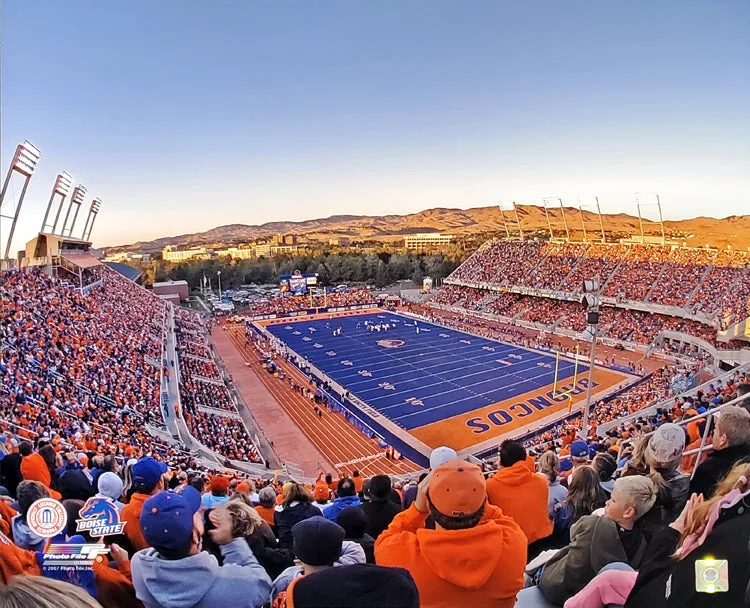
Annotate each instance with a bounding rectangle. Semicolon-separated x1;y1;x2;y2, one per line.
690;405;750;499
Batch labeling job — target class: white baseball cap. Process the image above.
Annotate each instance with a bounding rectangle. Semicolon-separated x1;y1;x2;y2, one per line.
430;446;458;470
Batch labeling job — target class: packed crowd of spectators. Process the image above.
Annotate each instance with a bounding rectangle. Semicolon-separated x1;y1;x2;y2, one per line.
1;267;169;461
178;356;221;381
688;249;750;329
174;311;262;463
240;288;377;317
518;243;589;290
449;240;544;285
432;282;729;348
1;266;262;477
446;239;750;328
2;373;748;608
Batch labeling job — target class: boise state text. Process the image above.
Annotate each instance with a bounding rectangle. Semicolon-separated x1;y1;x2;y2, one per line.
465;378;598;434
76;497;126;537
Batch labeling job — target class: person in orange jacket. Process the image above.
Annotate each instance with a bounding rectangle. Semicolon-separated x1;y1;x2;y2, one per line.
485;440;553;545
19;452;62;500
375;459;527;608
120;458;165;552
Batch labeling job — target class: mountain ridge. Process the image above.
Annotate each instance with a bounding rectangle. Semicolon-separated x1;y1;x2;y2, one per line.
108;204;750;251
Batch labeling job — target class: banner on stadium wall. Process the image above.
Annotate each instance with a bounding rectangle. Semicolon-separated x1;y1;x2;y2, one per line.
423;277;433;292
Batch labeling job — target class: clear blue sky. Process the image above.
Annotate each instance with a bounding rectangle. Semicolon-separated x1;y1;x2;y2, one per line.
2;1;748;248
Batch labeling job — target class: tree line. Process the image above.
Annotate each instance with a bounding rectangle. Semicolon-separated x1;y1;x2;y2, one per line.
142;251;465;290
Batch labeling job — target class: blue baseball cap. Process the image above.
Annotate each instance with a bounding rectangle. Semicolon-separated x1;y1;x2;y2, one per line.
570;440;589;459
140;486;202;553
132;458;165;489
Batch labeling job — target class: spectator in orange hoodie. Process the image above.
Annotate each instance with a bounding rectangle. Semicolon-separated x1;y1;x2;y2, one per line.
120;458;166;552
485;440;553;545
19;452;62;500
375;459;526;608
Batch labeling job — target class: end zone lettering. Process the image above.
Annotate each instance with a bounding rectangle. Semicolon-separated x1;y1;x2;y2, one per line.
465;378;599;434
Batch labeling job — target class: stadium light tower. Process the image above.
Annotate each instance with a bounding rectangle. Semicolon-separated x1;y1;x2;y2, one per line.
577;196;607;243
497;204;511;239
60;185;87;237
81;197;102;242
580;279;601;438
66;193;86;236
512;202;525;241
217;270;222;296
635;193;666;245
541;198;555;240
0;140;41;259
41;172;74;234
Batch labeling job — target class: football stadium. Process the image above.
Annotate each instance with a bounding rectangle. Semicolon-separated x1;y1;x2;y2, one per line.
2;4;750;608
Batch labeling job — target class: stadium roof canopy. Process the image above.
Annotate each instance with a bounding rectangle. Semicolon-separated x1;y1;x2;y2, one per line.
61;253;101;269
104;261;142;282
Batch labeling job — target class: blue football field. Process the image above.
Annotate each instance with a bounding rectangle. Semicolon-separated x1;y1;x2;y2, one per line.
265;311;588;431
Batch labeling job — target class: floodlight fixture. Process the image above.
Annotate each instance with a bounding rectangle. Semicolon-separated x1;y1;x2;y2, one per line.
54;172;73;196
583;279;599;293
1;140;41;259
71;185;87;206
13;141;41;177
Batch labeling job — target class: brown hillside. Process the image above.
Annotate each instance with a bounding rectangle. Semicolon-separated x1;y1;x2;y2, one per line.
109;205;750;252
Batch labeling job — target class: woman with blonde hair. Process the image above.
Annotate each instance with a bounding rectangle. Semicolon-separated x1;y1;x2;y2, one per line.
564;462;750;608
620;436;649;478
0;576;102;608
538;450;568;518
224;500;293;579
273;482;319;552
533;475;656;606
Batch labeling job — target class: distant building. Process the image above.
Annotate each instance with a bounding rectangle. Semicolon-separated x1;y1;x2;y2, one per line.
162;245;208;262
215;246;255;260
403;233;454;251
272;245;298;255
328;237;350;246
255;243;273;257
103;251;150;262
152;280;189;301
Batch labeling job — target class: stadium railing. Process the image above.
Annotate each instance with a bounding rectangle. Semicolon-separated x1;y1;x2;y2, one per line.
641;391;750;479
596;361;750;435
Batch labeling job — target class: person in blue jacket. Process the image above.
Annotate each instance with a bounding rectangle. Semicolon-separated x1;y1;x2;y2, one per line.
323;478;361;521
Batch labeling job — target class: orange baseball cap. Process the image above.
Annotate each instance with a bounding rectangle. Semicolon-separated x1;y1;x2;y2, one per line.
313;484;329;501
236;482;251;493
429;459;486;517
